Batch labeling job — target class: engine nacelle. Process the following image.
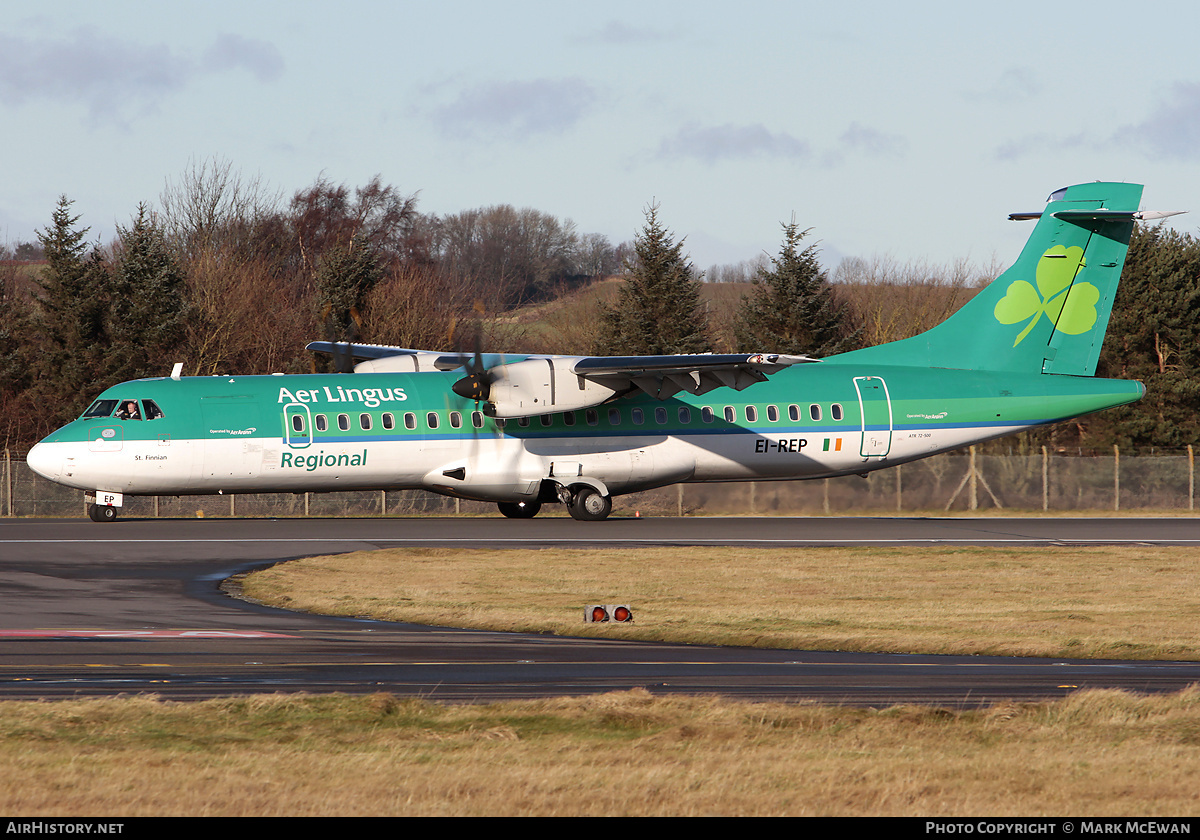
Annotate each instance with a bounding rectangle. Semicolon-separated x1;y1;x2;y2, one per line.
485;358;621;419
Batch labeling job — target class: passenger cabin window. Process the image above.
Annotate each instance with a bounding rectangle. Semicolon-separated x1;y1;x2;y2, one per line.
427;412;440;429
540;414;552;427
788;404;800;422
472;411;484;429
450;411;463;429
723;406;735;423
701;407;714;423
809;404;821;422
586;409;599;426
292;415;305;433
382;413;395;430
631;408;644;425
359;413;372;430
338;413;350;431
767;404;779;422
518;416;530;427
678;407;691;424
745;406;758;423
404;413;416;430
563;411;576;426
608;408;621;425
316;414;328;432
655;407;667;424
831;403;844;421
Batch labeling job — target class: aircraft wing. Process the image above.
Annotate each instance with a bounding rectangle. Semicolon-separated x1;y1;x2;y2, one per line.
307;340;820;416
304;341;501;372
571;353;819;399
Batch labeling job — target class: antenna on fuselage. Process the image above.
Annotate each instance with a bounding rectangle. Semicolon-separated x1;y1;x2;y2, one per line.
170;363;183;381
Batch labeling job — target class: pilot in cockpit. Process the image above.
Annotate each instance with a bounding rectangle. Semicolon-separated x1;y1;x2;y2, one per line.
115;400;141;421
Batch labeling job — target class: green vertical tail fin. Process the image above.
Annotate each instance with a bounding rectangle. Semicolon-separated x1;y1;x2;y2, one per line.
831;182;1143;376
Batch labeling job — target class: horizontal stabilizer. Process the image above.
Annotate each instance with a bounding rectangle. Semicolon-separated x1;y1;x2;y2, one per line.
1011;209;1185;222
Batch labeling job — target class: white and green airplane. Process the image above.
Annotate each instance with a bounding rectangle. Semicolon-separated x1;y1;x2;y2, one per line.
28;182;1176;522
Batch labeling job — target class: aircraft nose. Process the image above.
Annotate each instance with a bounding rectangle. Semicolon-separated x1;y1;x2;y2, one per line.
26;441;62;481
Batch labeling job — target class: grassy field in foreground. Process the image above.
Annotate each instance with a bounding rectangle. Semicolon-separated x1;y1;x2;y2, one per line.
241;545;1200;660
6;545;1200;816
2;689;1199;816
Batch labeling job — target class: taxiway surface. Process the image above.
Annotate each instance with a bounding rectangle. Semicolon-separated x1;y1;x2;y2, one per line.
2;515;1199;704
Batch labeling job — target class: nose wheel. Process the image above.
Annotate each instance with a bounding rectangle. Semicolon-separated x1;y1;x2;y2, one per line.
88;503;118;522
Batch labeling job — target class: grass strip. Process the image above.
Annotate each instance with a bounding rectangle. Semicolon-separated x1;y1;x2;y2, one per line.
241;545;1200;660
2;689;1200;816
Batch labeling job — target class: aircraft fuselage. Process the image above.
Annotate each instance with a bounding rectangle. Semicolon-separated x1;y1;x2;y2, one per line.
27;362;1144;506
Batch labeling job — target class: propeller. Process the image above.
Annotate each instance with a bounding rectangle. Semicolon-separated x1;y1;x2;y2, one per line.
451;334;495;402
450;303;500;403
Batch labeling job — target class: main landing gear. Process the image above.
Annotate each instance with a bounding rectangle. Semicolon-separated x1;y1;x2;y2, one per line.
495;484;614;521
88;503;118;523
567;485;612;521
497;500;541;519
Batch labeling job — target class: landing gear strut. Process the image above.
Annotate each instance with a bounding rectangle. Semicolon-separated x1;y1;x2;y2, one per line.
88;503;118;523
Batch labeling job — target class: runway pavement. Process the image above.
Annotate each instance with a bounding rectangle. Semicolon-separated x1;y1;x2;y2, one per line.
2;515;1199;704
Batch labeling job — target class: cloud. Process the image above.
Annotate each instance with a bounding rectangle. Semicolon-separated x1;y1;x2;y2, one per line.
1112;82;1200;161
433;78;599;137
658;123;812;163
993;132;1056;162
964;67;1041;104
582;21;674;45
202;33;284;83
838;122;907;157
658;122;907;166
0;28;283;122
995;82;1200;163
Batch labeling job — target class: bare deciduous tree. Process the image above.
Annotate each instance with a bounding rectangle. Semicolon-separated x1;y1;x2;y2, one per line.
159;156;282;260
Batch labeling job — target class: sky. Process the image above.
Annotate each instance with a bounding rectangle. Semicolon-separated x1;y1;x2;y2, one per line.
3;1;1200;274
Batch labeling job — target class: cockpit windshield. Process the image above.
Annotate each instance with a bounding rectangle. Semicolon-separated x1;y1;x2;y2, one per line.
80;398;165;421
82;399;118;419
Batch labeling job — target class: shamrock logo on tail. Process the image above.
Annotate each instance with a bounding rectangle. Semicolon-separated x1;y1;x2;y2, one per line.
993;245;1099;346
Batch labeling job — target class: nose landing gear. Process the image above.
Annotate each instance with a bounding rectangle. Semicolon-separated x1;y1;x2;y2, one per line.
88;503;118;523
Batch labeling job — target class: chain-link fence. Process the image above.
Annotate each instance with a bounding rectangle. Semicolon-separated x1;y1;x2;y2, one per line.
3;446;1195;518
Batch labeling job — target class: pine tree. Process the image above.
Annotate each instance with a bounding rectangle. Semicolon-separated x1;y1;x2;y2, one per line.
597;204;709;355
1092;224;1200;450
34;197;112;422
315;236;384;339
733;221;858;356
109;204;190;383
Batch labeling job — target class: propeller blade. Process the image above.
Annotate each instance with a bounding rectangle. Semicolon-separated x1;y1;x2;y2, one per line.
451;327;493;401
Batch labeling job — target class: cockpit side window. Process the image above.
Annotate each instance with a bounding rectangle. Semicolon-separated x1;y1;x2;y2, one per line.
82;399;118;419
142;399;165;420
115;400;142;421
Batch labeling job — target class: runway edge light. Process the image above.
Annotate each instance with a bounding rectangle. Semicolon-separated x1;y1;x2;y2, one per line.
584;605;633;623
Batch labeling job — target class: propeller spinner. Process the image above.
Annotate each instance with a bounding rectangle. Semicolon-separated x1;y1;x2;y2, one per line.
451;343;492;405
451;347;493;401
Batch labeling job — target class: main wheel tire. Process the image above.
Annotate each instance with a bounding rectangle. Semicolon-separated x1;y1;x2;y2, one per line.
568;486;612;521
498;500;541;519
89;503;118;522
